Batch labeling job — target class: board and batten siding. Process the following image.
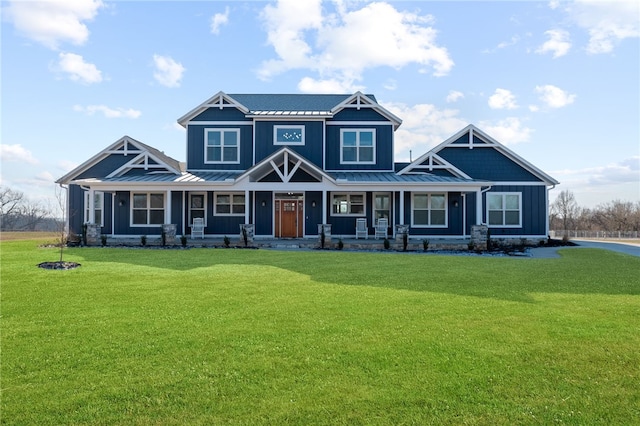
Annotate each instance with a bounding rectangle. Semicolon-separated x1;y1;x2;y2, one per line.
254;121;324;167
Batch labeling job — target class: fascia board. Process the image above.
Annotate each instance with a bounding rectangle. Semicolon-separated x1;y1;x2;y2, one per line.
176;91;249;127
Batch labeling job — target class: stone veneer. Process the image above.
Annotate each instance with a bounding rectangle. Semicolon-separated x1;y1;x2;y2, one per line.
470;225;489;251
85;224;101;246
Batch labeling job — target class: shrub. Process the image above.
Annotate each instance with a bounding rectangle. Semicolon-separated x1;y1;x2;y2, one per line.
180;235;187;248
423;239;429;251
81;224;88;246
337;238;344;250
161;229;167;247
383;238;390;250
224;236;230;248
100;235;107;247
320;227;326;249
402;232;408;251
140;235;147;246
242;227;248;247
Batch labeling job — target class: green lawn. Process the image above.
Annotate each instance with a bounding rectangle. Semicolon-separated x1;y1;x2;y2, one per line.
2;239;639;425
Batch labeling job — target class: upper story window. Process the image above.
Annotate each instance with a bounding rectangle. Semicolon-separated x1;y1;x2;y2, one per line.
340;129;375;164
412;193;447;227
84;191;104;226
274;125;305;145
205;129;240;164
131;193;165;226
332;193;365;216
487;193;521;227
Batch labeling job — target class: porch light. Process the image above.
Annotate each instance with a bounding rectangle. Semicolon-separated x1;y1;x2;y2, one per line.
261;200;266;207
311;201;316;207
119;199;125;207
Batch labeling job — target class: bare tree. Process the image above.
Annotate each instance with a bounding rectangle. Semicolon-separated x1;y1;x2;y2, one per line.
20;199;49;231
54;185;67;262
594;200;637;232
551;190;580;238
0;186;25;230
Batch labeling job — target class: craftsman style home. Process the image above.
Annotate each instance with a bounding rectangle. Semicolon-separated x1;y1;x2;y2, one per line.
57;91;558;243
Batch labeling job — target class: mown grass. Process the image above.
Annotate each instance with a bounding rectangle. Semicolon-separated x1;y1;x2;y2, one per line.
2;238;639;425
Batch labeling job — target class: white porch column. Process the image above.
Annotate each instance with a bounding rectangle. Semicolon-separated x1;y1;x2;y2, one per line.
476;189;483;225
88;188;95;224
399;190;405;225
322;191;327;224
165;190;172;224
245;190;250;224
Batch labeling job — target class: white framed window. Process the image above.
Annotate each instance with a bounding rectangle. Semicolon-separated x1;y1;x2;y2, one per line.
131;193;165;226
487;192;521;227
205;129;240;164
215;193;245;216
189;193;206;225
84;191;104;226
331;193;365;216
340;129;375;164
373;193;391;222
412;193;447;227
274;125;305;145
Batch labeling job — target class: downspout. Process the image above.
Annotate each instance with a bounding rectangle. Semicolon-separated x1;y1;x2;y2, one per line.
111;193;115;237
546;184;556;237
477;186;492;225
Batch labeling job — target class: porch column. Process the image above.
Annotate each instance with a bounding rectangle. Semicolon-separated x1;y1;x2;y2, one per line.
476;189;483;225
88;188;95;224
245;190;250;224
322;191;327;224
399;190;405;225
165;190;172;224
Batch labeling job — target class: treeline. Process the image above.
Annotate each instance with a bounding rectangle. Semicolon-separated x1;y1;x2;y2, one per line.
550;190;640;233
0;186;60;231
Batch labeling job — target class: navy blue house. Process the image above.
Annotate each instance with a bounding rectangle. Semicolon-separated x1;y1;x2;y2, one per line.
57;91;559;243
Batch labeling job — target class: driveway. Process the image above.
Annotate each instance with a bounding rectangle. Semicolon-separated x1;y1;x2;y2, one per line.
530;239;640;258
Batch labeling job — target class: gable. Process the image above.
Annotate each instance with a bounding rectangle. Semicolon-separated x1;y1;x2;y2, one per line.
425;125;559;184
56;136;182;184
236;147;333;184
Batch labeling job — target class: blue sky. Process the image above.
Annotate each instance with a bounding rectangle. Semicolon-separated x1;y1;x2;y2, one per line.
1;0;638;210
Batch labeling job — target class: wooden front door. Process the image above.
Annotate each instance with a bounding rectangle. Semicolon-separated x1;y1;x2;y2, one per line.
276;199;303;238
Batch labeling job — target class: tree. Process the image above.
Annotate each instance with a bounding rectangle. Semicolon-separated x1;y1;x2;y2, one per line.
20;199;49;231
551;190;580;238
0;186;24;230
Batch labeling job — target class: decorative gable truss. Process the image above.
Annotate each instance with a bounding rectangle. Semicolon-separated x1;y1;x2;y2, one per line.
397;152;471;179
56;136;182;185
237;148;332;184
331;92;402;129
176;91;249;127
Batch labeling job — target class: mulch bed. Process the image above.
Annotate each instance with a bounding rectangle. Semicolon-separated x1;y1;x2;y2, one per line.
38;261;81;270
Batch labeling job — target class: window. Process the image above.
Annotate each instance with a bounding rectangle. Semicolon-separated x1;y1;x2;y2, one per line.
340;129;375;164
205;129;240;163
332;193;365;216
487;193;521;227
215;193;245;215
84;191;104;226
373;193;390;222
412;193;447;227
274;125;304;145
132;193;165;226
189;193;206;225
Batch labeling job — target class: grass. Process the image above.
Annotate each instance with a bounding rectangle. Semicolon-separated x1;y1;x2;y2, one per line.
2;236;639;425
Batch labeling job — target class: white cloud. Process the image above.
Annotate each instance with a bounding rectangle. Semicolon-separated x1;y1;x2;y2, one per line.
210;7;230;35
535;84;576;108
536;29;571;58
259;0;453;91
5;0;103;50
54;52;102;84
152;54;185;88
568;0;640;54
0;144;39;164
297;76;363;94
446;90;464;103
73;104;141;119
381;101;467;161
477;117;532;145
488;88;518;110
483;35;520;54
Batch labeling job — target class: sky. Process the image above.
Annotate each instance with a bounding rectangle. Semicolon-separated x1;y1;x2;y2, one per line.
1;0;639;212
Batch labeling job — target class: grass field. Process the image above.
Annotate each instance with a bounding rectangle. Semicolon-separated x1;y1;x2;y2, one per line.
2;236;639;425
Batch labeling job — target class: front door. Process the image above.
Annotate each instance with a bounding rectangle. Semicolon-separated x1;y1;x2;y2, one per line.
275;197;303;238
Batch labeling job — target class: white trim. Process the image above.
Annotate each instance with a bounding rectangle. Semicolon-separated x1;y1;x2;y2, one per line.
186;121;252;126
214;192;246;216
340;128;376;165
330;92;402;129
84;190;104;226
410;193;448;228
326;121;393;126
188;192;207;226
130;192;166;227
486;192;522;228
330;192;366;216
177;91;249;126
204;128;241;164
273;125;305;145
